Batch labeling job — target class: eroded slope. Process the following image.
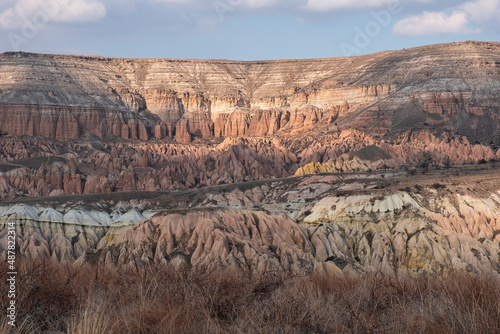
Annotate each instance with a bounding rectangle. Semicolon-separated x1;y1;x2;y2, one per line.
2;168;500;277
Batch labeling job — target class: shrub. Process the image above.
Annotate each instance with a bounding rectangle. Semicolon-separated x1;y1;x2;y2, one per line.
1;259;499;333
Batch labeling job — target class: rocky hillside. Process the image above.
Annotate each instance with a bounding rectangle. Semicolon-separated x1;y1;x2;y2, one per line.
1;41;500;199
2;41;500;277
2;167;500;277
1;41;499;144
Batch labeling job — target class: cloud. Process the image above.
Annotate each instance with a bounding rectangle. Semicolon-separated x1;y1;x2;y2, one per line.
241;0;285;9
152;0;195;3
392;11;477;36
56;0;106;22
306;0;394;11
462;0;500;21
0;0;106;29
392;0;499;36
304;0;432;11
150;0;283;10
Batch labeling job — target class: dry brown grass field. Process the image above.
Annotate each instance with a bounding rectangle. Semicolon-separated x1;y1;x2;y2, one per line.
1;259;499;334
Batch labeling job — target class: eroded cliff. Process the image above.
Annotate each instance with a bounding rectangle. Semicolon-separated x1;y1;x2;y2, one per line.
1;41;500;199
2;168;500;277
2;42;500;277
1;41;499;143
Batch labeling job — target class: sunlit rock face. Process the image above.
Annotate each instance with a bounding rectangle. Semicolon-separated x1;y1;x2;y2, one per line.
0;200;154;262
2;171;500;277
1;42;500;199
2;42;500;276
1;41;499;143
98;176;500;277
303;191;500;276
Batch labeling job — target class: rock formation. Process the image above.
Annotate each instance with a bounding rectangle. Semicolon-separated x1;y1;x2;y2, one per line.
2;169;500;276
1;41;499;145
2;41;500;276
0;43;497;197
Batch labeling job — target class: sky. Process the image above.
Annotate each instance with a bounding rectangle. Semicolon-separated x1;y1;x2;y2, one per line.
0;0;499;60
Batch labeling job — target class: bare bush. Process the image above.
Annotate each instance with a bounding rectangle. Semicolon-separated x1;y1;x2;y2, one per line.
1;259;499;333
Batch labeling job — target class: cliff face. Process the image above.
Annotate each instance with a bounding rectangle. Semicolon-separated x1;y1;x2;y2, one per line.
2;169;500;276
0;104;151;141
3;42;500;277
1;41;500;200
2;41;499;144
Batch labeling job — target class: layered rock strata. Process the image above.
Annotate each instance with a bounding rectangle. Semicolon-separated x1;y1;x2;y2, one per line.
2;126;500;200
2;42;500;276
1;41;499;144
2;170;500;276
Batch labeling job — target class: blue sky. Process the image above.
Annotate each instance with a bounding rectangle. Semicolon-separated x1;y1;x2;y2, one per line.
0;0;499;60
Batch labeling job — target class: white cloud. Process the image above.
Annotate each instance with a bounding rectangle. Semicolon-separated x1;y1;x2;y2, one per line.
2;0;496;38
392;11;477;36
150;0;282;9
101;0;136;13
0;0;106;29
306;0;395;11
305;0;432;11
241;0;284;9
462;0;500;21
152;0;194;3
392;0;499;36
56;0;106;22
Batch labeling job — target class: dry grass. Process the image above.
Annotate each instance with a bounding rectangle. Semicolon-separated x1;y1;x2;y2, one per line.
1;259;499;333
